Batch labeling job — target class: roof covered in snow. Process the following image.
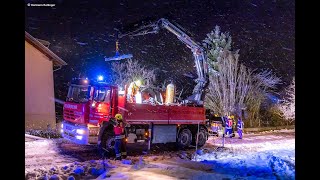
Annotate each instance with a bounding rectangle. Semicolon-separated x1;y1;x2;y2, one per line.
25;31;67;66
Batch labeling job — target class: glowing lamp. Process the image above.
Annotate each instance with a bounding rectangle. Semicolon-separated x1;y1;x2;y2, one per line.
98;75;104;81
83;79;88;84
76;135;83;140
91;102;96;107
97;103;102;110
135;80;142;87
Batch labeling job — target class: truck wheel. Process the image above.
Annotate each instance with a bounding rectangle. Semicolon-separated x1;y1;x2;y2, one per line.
177;128;192;148
193;128;207;147
101;134;115;156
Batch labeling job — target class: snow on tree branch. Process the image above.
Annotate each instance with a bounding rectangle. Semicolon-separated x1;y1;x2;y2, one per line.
204;50;252;116
111;59;156;90
278;77;295;122
254;70;282;90
203;26;281;125
202;25;232;74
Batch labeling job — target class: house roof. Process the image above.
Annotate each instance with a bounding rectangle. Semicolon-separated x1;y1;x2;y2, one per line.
25;31;67;66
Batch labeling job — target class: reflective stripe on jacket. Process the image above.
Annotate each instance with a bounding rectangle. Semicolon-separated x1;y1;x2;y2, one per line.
115;135;125;139
237;121;243;129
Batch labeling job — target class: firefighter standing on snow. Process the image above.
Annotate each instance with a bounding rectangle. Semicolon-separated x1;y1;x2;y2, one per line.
237;117;244;139
114;113;127;160
225;116;233;137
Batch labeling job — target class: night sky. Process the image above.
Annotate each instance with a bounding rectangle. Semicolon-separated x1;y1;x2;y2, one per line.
25;0;295;103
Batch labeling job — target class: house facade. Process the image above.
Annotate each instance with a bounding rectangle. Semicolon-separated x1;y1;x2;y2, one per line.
25;32;67;130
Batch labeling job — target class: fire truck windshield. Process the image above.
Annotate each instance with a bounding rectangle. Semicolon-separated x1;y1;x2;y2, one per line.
93;87;111;103
67;85;89;103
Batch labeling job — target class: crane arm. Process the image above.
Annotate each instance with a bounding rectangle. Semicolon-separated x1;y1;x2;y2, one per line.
119;18;209;105
158;19;208;104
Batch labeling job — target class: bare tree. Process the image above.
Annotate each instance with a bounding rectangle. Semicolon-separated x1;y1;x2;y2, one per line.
203;26;281;127
111;59;156;90
205;50;252;116
246;70;281;127
278;77;295;123
205;50;281;126
111;61;126;88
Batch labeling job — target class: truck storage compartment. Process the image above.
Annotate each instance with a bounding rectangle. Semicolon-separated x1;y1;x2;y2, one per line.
152;125;177;143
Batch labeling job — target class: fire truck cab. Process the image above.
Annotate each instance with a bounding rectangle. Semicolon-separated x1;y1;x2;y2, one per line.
61;78;118;145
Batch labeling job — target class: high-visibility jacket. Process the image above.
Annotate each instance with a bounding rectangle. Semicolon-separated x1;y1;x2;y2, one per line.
114;126;123;135
226;119;233;129
237;120;244;129
114;125;125;139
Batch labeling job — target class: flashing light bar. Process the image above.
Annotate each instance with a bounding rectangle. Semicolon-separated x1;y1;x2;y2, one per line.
98;75;104;81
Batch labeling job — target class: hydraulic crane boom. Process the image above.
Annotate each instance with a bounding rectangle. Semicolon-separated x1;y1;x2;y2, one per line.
119;18;209;105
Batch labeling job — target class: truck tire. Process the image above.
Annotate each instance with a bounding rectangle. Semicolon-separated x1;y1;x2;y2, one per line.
100;133;115;157
192;128;207;147
177;128;192;148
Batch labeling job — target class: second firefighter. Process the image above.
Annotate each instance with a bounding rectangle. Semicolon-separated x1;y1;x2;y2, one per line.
114;113;127;160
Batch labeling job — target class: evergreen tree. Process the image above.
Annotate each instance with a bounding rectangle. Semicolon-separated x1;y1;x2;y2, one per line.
202;25;232;74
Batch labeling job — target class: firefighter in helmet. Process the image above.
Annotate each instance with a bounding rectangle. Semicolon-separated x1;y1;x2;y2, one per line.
113;113;127;160
225;116;233;138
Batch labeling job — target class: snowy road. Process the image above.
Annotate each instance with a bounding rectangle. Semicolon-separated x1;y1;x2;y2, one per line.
25;129;295;180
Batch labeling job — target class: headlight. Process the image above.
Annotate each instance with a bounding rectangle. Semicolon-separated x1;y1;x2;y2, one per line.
76;129;86;135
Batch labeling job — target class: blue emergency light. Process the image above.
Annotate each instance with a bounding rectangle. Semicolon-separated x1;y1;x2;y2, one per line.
98;75;104;81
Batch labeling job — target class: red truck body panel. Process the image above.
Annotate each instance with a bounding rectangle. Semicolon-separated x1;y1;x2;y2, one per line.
123;103;205;125
168;105;205;124
124;103;170;124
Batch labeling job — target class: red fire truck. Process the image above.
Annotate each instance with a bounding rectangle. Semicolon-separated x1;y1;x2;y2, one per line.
61;18;217;151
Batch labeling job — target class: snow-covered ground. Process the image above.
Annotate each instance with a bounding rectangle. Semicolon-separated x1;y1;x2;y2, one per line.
195;129;295;179
25;129;295;180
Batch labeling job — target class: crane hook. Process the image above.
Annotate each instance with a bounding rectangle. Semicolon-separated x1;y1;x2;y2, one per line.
115;40;119;56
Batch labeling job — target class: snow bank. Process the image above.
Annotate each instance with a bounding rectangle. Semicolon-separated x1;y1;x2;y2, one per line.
194;132;295;179
25;139;78;174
